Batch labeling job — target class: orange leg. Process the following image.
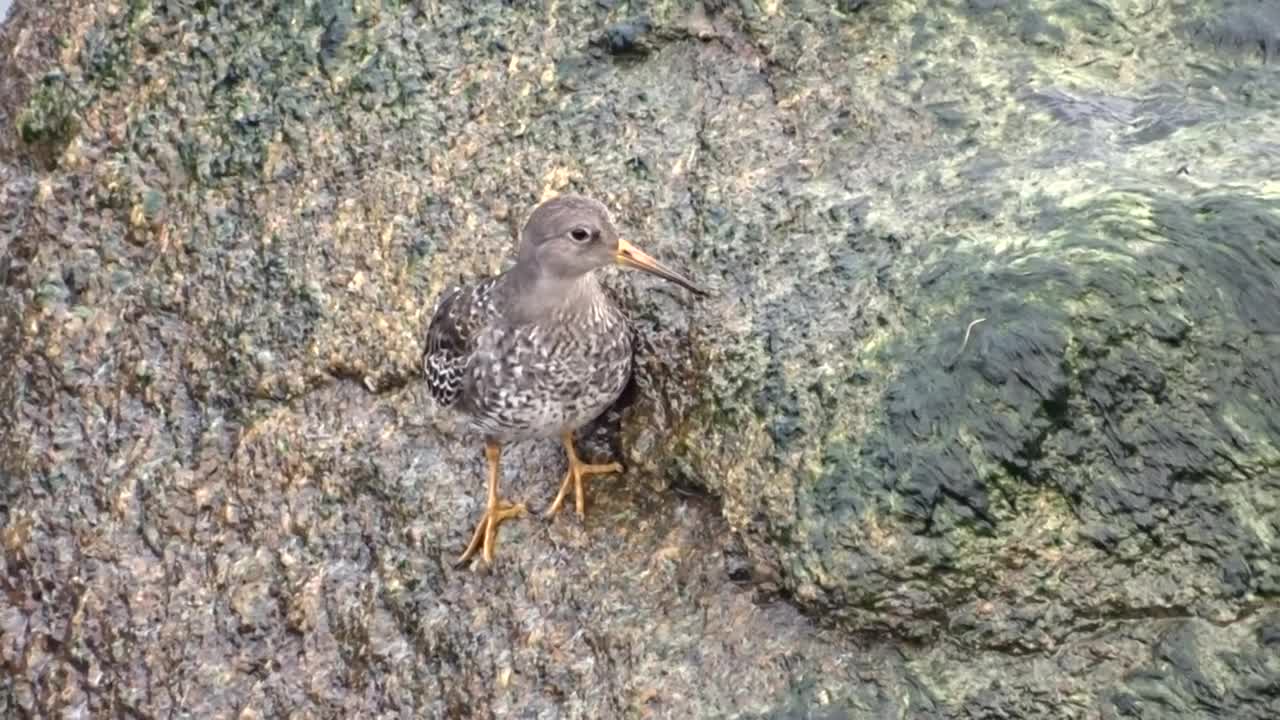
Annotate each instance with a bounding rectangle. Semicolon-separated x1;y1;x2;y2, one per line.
458;442;528;565
546;431;622;518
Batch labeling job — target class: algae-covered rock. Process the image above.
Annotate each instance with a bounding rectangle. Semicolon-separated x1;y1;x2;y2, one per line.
660;0;1280;679
2;0;1278;717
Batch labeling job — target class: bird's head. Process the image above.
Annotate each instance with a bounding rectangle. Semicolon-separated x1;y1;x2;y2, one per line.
517;194;704;295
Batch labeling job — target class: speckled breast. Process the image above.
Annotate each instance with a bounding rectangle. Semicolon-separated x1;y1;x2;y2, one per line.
462;302;632;442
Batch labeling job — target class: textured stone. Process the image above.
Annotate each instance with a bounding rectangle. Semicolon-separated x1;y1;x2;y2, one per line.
2;0;1278;718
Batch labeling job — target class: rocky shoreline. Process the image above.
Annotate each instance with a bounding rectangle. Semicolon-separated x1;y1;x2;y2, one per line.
3;1;1278;717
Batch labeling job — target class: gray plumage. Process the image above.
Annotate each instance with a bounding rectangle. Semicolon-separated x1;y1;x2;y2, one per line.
425;194;704;565
425;194;701;444
425;269;632;442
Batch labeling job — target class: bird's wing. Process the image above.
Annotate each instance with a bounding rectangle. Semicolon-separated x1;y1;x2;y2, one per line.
423;276;501;407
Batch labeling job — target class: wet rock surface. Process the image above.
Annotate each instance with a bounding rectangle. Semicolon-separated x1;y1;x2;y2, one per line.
2;1;1278;718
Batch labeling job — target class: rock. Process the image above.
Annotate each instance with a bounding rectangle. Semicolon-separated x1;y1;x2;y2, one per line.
598;16;655;57
2;0;1278;718
1186;1;1280;63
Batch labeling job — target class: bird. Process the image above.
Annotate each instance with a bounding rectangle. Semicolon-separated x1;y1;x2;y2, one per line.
424;194;705;565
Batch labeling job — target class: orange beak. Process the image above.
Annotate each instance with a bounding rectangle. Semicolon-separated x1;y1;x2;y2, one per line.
615;239;706;295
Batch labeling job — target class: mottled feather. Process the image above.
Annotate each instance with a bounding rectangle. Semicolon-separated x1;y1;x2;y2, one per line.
423;276;502;408
422;193;698;449
424;271;633;443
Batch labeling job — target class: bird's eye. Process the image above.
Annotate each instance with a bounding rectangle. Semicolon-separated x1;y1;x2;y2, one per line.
569;227;591;242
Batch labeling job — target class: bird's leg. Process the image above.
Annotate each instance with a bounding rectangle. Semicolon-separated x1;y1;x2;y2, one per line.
458;442;528;565
546;431;622;518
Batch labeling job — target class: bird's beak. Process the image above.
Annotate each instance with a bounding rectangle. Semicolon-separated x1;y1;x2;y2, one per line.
615;239;707;295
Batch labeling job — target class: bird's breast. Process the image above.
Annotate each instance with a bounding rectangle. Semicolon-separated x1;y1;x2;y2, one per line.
463;300;632;440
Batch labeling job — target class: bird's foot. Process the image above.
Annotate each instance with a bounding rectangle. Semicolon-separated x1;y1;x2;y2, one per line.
458;499;528;565
546;454;622;519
